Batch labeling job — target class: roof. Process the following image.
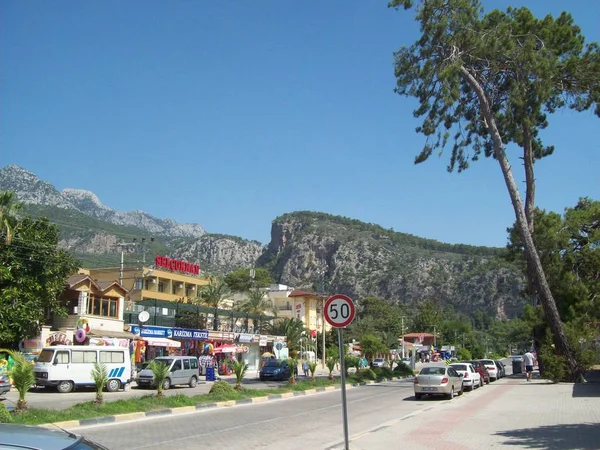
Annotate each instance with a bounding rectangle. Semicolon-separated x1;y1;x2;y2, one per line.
288;290;318;298
66;274;89;288
403;333;436;338
65;274;127;296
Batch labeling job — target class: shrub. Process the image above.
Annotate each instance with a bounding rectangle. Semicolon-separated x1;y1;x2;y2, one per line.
209;381;236;395
357;368;377;381
0;402;12;423
457;348;472;361
373;367;394;380
393;362;414;378
344;356;359;376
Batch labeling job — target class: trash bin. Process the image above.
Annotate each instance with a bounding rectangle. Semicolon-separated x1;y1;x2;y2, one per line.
206;367;215;381
512;359;522;374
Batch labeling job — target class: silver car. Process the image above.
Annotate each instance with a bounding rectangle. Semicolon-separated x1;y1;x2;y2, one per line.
414;365;463;400
0;424;108;449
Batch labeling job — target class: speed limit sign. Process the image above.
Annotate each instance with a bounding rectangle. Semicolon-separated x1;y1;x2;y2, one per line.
324;294;356;328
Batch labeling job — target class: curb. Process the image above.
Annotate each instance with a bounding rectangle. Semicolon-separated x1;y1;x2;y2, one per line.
39;377;405;430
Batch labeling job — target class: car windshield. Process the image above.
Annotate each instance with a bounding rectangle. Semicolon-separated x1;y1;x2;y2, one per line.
264;360;281;367
452;364;467;371
37;349;54;363
420;367;446;375
153;358;173;367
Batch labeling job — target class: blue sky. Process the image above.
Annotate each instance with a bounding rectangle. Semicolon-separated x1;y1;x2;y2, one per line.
2;0;599;247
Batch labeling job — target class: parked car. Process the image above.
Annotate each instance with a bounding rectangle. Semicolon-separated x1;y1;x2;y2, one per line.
449;362;481;390
0;424;108;449
371;358;389;368
465;360;490;385
135;356;199;390
494;360;506;378
414;365;463;400
479;359;499;381
0;373;10;397
259;359;292;381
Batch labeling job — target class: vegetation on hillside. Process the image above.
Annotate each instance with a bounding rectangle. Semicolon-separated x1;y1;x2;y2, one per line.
275;211;503;257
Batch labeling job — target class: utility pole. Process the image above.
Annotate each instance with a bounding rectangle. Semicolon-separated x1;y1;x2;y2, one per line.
319;262;328;369
433;325;437;348
116;241;138;285
401;316;407;358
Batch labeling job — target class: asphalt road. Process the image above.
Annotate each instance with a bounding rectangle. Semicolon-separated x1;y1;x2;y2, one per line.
80;379;420;450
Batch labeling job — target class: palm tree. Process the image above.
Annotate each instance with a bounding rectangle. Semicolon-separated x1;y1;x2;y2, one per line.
1;350;34;411
196;276;230;330
148;360;170;398
91;362;108;405
326;358;337;381
264;318;308;351
0;191;21;245
237;290;273;315
236;290;273;332
231;360;248;390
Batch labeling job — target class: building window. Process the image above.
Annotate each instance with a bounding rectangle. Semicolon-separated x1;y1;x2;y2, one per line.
134;278;143;290
87;295;119;318
158;281;165;293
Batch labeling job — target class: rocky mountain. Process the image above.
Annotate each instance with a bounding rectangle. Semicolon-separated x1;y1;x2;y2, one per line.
258;212;525;319
0;165;206;238
1;165;526;318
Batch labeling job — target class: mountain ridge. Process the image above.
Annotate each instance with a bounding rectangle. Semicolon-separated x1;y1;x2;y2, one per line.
0;164;206;238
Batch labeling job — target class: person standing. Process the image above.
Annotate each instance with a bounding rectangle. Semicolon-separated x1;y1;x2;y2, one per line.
523;350;536;382
302;360;309;378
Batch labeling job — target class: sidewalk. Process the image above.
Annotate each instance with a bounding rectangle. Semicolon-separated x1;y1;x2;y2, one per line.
334;373;600;450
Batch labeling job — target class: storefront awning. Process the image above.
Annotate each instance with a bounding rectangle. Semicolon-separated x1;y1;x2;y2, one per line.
88;329;135;339
144;338;181;348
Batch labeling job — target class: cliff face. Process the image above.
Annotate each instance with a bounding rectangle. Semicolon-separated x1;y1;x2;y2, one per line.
175;235;263;276
258;212;525;319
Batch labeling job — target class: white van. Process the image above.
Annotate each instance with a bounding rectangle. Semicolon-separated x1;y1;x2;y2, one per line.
34;345;131;393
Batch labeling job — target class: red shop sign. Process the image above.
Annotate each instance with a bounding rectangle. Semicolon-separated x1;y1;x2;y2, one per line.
155;255;200;275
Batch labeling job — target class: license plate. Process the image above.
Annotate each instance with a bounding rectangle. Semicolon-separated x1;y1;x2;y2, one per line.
422;387;436;392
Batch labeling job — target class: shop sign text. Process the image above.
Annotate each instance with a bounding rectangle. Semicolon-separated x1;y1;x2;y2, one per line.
155;255;200;275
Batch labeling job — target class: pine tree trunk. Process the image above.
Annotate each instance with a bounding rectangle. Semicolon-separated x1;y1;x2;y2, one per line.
459;67;582;381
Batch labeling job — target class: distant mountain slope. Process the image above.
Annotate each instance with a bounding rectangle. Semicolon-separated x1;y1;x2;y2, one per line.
0;164;206;238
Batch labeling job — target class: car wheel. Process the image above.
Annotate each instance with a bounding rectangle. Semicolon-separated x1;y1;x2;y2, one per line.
162;378;171;390
56;380;74;393
106;379;120;392
458;385;464;396
446;387;454;400
259;377;265;382
415;393;422;400
189;376;197;388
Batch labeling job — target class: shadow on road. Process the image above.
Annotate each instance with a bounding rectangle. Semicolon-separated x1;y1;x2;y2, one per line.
495;423;600;449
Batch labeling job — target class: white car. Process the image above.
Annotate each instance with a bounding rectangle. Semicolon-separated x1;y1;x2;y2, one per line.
450;362;481;390
479;359;498;381
371;358;389;368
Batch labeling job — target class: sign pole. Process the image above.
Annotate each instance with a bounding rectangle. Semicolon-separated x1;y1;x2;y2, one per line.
338;327;350;450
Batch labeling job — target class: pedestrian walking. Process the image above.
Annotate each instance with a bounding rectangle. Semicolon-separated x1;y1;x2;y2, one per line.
302;360;309;378
523;350;535;382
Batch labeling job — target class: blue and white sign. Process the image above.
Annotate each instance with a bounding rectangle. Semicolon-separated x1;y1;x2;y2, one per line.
172;328;209;341
131;326;208;341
